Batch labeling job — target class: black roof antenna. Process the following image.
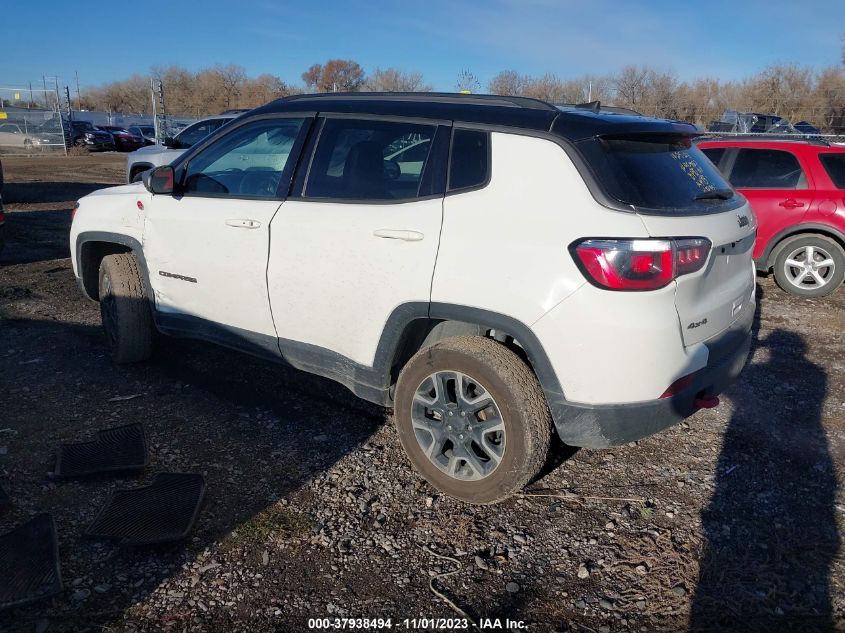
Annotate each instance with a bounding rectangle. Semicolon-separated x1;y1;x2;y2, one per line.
575;101;601;112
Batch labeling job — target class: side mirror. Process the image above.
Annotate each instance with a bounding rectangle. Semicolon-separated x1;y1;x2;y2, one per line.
142;165;175;195
162;136;179;149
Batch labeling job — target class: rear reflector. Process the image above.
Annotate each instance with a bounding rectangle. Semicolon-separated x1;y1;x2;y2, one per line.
660;372;697;399
572;237;711;291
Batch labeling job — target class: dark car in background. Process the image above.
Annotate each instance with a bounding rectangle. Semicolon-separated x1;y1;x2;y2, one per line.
97;125;145;152
0;158;5;254
67;121;115;151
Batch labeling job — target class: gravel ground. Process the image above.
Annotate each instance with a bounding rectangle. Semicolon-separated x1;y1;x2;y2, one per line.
0;155;844;633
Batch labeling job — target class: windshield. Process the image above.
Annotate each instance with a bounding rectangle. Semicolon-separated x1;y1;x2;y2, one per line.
175;119;229;147
577;134;735;210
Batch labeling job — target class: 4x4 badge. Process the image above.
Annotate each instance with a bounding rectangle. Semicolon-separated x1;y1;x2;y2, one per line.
737;214;749;227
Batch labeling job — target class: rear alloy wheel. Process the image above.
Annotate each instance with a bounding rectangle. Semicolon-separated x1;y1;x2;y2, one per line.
394;336;552;504
774;235;844;297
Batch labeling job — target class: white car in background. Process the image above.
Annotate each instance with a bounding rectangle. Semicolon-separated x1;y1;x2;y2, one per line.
126;114;239;183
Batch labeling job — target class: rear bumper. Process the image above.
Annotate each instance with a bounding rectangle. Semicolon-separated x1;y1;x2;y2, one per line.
548;306;753;448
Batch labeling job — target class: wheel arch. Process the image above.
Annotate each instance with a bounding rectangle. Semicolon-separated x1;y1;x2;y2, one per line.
76;232;153;304
378;303;565;403
762;223;845;270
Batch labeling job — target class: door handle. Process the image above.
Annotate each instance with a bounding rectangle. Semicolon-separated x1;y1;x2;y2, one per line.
778;199;805;209
373;229;424;242
225;219;261;229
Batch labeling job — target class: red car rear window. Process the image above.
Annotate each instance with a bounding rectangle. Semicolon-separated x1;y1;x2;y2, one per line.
819;153;845;189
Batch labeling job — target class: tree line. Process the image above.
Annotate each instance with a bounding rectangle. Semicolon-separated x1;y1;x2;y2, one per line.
76;54;845;131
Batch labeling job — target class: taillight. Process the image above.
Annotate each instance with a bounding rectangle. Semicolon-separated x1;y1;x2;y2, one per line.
572;238;711;291
71;202;79;220
0;211;5;225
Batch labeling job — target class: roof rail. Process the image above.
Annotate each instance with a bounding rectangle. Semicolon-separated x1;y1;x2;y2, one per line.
554;102;643;116
281;92;559;111
700;133;831;147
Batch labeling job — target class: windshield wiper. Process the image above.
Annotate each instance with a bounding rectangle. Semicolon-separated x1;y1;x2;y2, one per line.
694;188;734;201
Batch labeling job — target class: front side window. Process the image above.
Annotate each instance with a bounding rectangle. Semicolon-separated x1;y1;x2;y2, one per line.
182;118;305;199
819;153;845;189
729;148;807;189
175;118;230;147
305;118;436;201
449;129;489;191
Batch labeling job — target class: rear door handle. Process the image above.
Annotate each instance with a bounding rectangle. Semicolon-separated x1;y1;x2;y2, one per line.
225;219;261;229
778;199;805;209
373;229;424;241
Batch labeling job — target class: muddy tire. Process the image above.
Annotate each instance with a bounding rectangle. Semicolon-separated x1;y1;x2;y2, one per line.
98;253;153;363
394;336;552;504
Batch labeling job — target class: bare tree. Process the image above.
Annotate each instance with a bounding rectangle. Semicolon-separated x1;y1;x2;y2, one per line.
365;68;431;92
612;65;650;110
212;64;247;108
301;59;365;92
241;74;293;108
455;70;480;93
488;70;525;95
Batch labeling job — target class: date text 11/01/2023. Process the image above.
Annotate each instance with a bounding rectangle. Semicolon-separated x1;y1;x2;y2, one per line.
307;618;529;630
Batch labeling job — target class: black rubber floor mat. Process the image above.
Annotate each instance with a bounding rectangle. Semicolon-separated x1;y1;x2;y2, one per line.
86;473;205;545
0;514;62;609
54;423;147;478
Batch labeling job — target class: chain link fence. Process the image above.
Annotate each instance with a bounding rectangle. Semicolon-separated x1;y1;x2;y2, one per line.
0;86;68;155
1;83;197;156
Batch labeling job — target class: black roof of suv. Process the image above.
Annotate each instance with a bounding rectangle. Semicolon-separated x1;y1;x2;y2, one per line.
252;92;698;142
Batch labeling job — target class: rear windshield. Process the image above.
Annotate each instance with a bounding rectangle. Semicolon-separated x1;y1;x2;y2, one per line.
820;153;845;189
577;134;735;210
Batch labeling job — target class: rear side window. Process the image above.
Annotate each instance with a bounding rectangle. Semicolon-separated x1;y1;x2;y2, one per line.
701;147;726;168
729;149;806;189
305;118;436;201
449;129;489;191
577;134;734;210
819;153;845;189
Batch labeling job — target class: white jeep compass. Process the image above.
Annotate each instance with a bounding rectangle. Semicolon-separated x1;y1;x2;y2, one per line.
71;93;756;504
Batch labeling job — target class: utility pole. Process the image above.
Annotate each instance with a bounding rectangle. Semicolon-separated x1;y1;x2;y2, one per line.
42;75;49;109
75;71;81;110
28;82;33;109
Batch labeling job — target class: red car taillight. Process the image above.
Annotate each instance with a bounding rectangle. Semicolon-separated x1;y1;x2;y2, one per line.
71;202;79;221
572;238;711;291
0;210;5;225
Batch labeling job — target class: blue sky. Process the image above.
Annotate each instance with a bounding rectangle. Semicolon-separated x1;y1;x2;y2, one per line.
1;0;842;92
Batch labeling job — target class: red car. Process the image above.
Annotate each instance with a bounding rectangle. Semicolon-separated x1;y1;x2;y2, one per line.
97;125;146;152
698;138;845;297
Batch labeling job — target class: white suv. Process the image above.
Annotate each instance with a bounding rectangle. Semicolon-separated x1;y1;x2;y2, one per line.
125;114;239;183
71;93;756;504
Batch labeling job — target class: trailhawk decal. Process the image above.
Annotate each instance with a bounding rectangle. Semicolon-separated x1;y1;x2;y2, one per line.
159;270;197;284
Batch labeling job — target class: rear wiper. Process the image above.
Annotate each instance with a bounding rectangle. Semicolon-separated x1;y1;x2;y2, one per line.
694;188;734;201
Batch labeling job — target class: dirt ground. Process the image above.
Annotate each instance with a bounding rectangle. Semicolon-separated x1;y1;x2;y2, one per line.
1;155;844;633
